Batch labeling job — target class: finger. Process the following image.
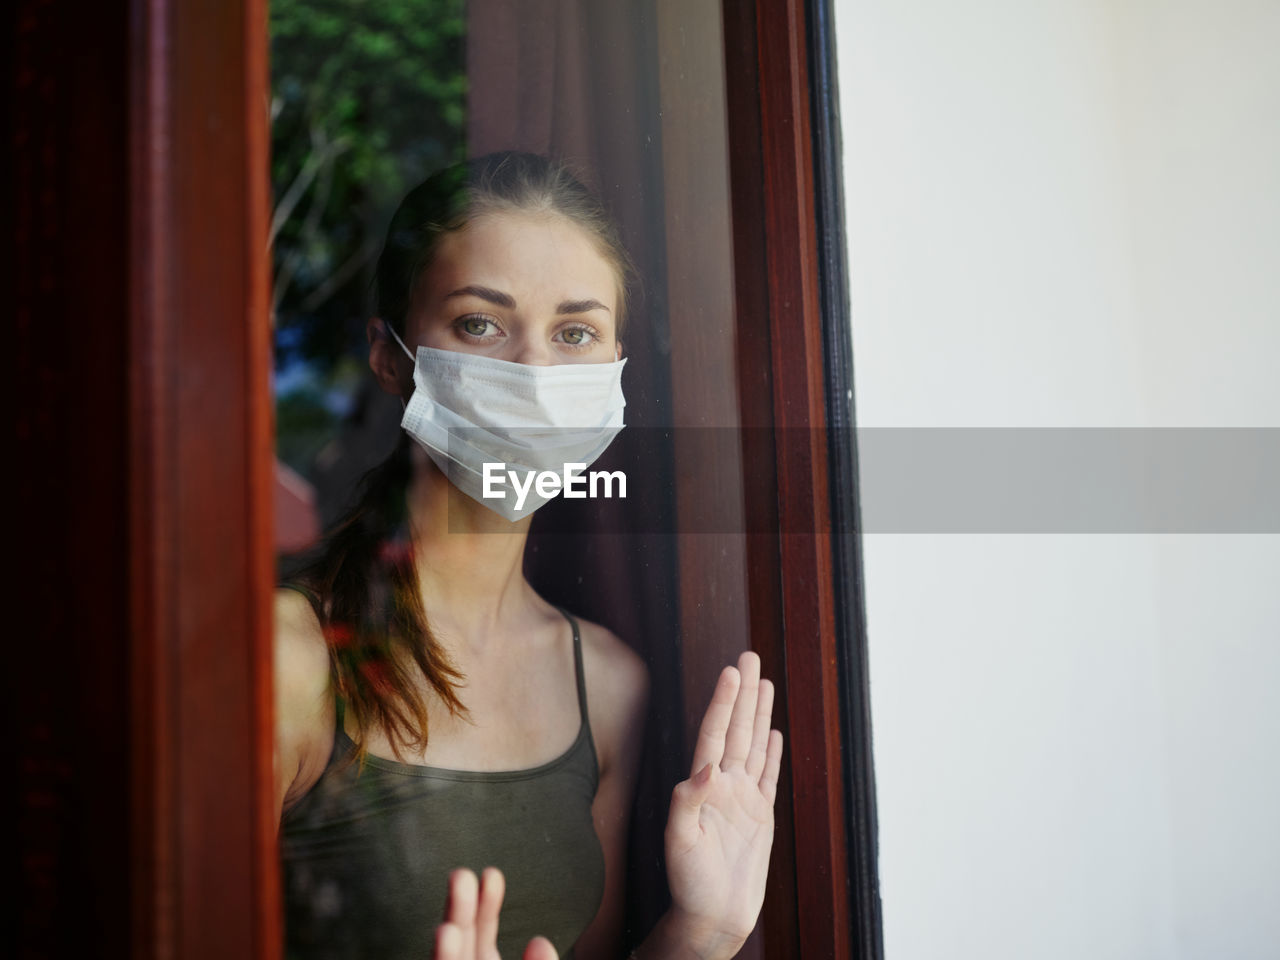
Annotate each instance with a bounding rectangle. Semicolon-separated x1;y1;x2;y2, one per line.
443;868;478;923
444;869;479;958
523;936;560;960
759;729;784;804
744;677;775;780
435;922;463;960
721;651;762;770
690;665;741;776
475;867;505;953
665;761;714;852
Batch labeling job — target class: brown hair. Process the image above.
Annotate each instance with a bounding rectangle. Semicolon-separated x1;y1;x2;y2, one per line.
291;152;631;763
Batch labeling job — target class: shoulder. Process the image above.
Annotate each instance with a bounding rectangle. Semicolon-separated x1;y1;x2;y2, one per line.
574;614;649;777
274;588;335;809
275;588;331;696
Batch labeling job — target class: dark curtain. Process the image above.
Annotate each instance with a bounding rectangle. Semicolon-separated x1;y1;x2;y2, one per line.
468;0;684;947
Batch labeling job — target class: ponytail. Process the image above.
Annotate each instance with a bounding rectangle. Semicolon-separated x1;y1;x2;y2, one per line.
289;435;465;764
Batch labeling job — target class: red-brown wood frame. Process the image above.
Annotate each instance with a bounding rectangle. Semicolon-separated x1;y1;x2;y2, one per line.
13;0;275;955
129;0;277;957
724;0;854;957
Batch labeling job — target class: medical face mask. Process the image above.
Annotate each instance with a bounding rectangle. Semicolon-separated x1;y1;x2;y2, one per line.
388;328;627;521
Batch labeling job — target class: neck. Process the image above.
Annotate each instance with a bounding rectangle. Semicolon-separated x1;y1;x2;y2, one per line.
405;447;534;649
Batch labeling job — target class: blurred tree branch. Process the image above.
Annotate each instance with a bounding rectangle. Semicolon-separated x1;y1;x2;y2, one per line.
269;0;465;376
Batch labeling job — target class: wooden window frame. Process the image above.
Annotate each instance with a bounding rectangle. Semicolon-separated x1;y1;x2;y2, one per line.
127;0;277;956
12;0;881;956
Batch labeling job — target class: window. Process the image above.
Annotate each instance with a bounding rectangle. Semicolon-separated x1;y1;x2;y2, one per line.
13;0;875;956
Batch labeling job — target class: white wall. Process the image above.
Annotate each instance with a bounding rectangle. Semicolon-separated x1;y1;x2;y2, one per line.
834;1;1280;958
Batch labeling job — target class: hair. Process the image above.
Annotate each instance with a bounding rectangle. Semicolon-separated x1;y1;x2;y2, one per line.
289;152;631;764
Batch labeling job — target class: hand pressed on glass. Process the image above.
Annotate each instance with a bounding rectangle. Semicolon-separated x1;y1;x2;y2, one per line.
661;651;782;958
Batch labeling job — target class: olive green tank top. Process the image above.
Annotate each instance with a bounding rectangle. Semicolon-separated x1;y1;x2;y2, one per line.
280;608;605;959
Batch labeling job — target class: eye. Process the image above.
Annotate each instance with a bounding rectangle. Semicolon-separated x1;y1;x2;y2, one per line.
555;325;602;350
456;315;501;339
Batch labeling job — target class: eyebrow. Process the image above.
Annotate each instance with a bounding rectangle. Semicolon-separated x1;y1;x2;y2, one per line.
444;286;611;315
445;285;516;309
556;298;611;315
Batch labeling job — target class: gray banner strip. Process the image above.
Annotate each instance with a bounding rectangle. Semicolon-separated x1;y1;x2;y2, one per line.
854;428;1280;533
445;427;1280;533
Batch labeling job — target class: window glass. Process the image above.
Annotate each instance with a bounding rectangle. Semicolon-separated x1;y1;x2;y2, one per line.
270;1;761;955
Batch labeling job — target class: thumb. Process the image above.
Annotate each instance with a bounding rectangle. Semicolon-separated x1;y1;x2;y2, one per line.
666;762;714;848
523;935;559;960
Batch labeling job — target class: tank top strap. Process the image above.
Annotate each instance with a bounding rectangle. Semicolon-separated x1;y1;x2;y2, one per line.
555;607;591;734
334;686;346;737
278;580;325;621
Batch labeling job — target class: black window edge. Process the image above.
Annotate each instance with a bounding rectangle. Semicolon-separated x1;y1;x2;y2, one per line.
806;1;885;956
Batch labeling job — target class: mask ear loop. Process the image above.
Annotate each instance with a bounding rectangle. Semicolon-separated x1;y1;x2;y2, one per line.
386;324;416;362
385;324;414;411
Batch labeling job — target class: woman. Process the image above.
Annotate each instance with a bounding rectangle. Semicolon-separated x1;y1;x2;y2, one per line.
276;153;782;960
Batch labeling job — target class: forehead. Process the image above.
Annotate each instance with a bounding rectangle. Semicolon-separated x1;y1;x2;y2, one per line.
417;210;619;312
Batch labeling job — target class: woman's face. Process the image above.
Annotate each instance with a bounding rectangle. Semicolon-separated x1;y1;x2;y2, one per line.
404;210;621;366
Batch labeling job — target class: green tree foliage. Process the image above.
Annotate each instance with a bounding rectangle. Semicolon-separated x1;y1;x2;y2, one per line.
270;0;466;378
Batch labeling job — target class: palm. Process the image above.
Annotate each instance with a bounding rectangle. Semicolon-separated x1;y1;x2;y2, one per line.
664;652;783;948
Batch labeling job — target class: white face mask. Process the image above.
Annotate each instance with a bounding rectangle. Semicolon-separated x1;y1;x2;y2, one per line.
388;327;627;521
